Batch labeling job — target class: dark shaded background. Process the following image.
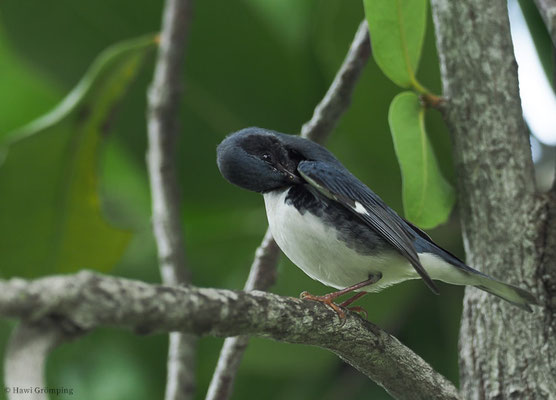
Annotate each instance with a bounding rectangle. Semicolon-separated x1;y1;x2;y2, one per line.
0;1;465;399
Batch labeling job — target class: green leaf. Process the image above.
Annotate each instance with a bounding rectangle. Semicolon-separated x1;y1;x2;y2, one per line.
0;24;60;137
363;0;427;89
0;35;157;277
388;91;454;228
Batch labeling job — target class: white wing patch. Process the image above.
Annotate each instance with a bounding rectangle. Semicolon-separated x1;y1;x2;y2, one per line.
353;201;369;216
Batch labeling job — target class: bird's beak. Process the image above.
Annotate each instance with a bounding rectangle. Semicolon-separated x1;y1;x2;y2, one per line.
276;163;303;184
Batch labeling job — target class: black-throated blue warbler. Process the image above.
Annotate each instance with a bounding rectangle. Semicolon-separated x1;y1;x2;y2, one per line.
217;127;537;320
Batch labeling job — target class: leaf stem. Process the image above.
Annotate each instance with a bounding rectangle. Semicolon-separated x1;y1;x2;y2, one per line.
411;79;443;108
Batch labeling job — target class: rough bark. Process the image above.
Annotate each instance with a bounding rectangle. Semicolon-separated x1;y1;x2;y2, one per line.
205;230;279;400
430;0;556;398
206;20;371;400
0;271;459;400
146;0;196;399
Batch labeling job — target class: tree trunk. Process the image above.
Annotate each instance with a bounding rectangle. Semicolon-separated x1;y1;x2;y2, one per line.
430;0;556;398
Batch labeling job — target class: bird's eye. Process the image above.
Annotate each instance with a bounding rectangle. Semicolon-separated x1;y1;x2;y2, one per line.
261;153;273;162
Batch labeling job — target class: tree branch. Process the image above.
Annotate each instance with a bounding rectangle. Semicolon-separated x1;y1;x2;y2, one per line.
300;20;371;142
534;0;556;194
4;320;71;400
430;0;553;398
205;230;279;400
534;0;556;46
147;0;191;288
206;20;371;400
146;0;196;399
0;271;459;400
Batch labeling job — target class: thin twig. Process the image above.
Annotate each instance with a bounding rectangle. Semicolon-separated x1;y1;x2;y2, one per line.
4;321;70;400
301;20;371;141
146;0;196;399
534;0;556;47
0;271;460;400
553;46;556;194
148;0;191;285
205;20;371;400
205;230;279;400
533;0;556;191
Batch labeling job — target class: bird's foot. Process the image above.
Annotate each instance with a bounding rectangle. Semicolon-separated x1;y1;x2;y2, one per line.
339;291;369;319
300;291;346;324
300;275;380;325
343;305;368;320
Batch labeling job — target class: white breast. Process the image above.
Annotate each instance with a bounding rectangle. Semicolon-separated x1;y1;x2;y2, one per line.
263;188;419;292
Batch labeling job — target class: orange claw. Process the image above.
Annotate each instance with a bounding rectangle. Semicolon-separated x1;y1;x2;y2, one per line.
299;275;380;325
300;291;346;324
346;306;368;320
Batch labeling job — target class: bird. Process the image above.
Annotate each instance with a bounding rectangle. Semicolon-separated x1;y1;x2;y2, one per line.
216;127;538;321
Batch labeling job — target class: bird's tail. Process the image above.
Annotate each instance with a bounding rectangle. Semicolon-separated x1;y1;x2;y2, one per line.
473;275;538;312
413;237;539;312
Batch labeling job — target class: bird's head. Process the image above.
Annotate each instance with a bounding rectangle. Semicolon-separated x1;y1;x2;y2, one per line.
217;127;305;193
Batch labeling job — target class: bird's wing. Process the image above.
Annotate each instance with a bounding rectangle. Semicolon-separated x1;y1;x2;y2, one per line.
297;160;439;294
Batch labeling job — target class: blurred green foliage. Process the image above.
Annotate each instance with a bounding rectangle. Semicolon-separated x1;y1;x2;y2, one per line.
518;0;555;89
0;1;464;399
0;35;156;277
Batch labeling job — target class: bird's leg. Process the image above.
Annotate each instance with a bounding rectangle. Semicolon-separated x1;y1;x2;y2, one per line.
339;292;369;319
300;273;382;324
339;292;367;308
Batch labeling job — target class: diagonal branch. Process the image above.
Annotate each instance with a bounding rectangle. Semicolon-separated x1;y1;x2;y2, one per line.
0;271;460;400
531;1;556;193
534;0;556;46
205;230;279;400
146;0;196;399
300;20;371;142
205;20;371;400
